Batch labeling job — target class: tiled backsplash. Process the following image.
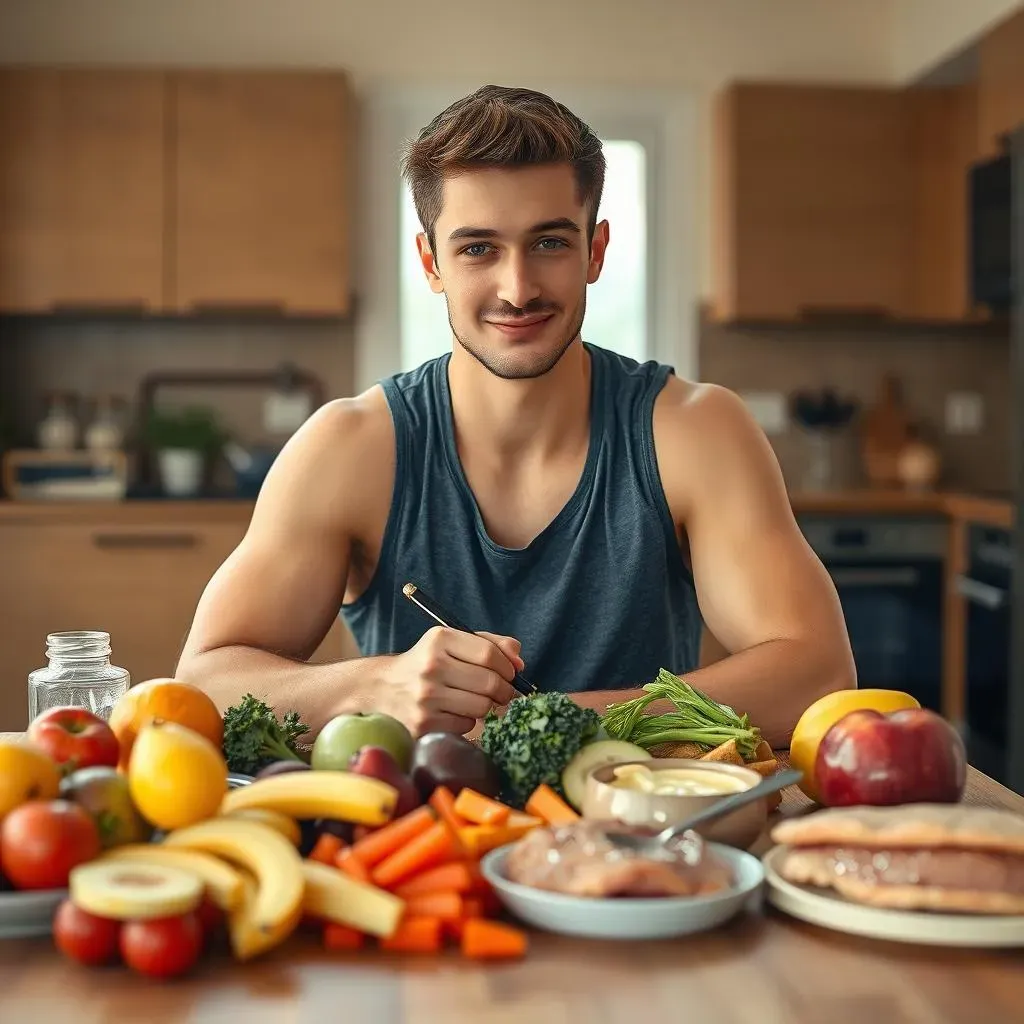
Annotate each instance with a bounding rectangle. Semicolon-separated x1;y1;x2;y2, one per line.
699;317;1012;494
0;313;1013;495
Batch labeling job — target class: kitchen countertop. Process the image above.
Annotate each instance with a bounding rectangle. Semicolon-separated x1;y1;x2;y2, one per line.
1;751;1021;1023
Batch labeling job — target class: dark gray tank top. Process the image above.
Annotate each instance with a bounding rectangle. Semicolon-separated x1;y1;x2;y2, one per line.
341;343;702;693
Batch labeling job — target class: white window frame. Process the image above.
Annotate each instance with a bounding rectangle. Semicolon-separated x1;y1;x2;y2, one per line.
352;82;699;392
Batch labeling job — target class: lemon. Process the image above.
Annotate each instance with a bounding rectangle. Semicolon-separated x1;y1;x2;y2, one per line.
128;721;228;831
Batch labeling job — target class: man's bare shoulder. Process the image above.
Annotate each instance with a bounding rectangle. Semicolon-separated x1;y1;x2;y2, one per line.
653;378;787;520
250;385;396;534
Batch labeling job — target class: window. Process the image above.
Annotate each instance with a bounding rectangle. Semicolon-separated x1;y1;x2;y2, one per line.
399;139;649;372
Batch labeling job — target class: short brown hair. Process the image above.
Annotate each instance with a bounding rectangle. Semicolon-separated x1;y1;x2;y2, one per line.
402;85;606;251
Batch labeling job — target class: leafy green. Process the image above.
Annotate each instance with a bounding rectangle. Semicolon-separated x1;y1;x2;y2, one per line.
479;692;602;808
222;693;309;775
601;668;761;759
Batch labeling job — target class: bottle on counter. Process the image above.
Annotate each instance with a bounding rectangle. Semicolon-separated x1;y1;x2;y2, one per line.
36;391;80;450
27;631;131;725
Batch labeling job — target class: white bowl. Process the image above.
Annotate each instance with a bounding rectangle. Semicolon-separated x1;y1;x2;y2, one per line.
0;888;66;939
480;841;765;941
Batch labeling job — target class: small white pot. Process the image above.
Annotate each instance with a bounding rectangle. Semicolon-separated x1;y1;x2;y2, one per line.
158;448;204;497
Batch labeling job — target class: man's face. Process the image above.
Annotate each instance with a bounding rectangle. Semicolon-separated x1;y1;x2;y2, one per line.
416;164;609;380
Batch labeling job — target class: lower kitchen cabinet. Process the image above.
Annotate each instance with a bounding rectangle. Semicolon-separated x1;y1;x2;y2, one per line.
0;515;356;731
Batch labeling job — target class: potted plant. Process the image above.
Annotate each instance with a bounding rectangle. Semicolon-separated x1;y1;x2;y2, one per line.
142;405;224;497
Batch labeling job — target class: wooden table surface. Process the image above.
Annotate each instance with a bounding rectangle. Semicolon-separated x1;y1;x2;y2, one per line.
1;749;1022;1023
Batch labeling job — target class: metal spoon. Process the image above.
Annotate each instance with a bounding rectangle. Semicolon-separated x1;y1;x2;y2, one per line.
603;768;803;855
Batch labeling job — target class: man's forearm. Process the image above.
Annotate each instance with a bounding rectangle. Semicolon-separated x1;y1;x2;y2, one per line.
176;645;393;738
572;638;854;748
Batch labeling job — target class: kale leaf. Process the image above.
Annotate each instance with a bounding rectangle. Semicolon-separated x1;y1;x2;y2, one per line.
222;693;309;776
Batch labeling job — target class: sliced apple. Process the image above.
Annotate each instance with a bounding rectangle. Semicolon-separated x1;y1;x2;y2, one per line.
221;807;302;846
162;817;304;960
301;859;405;938
98;843;245;910
219;770;396;825
70;861;202;920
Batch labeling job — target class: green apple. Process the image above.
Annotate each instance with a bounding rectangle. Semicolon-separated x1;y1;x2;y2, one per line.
311;712;414;773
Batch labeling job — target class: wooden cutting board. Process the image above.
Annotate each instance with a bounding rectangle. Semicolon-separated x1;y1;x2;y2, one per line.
860;374;911;487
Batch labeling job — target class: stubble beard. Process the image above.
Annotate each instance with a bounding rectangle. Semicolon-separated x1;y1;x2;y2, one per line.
447;296;587;381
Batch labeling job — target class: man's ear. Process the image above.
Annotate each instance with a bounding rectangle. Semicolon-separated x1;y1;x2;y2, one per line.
416;233;445;294
587;219;610;285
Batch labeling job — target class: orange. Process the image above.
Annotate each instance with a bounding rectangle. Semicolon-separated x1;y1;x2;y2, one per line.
0;740;61;820
109;678;223;771
128;721;228;830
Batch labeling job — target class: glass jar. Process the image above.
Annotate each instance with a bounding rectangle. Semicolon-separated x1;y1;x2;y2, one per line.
27;631;131;724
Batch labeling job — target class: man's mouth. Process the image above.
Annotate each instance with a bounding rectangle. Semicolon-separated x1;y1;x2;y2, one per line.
485;313;555;336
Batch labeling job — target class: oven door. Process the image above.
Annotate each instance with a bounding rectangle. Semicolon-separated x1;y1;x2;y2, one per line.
827;560;943;711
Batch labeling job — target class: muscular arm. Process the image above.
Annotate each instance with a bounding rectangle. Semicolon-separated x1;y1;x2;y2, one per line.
651;382;855;746
175;394;394;736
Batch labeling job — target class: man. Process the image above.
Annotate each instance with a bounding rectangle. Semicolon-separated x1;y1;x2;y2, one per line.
176;85;855;748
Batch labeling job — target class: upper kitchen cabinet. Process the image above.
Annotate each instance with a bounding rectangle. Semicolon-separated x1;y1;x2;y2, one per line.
169;71;352;316
710;83;916;323
976;7;1024;157
0;68;167;313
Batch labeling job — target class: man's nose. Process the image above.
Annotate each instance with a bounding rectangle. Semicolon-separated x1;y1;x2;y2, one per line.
495;252;542;310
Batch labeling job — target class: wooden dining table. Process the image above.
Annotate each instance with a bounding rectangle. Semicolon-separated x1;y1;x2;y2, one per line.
1;739;1022;1023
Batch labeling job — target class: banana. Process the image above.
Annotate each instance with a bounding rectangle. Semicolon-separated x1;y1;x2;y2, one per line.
221;808;302;846
162;818;304;961
70;861;203;921
219;770;397;826
98;844;246;911
302;859;405;938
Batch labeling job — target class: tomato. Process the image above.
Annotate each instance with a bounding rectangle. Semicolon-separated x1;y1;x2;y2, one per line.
27;707;120;773
194;894;224;939
120;912;203;979
53;899;121;966
0;800;101;890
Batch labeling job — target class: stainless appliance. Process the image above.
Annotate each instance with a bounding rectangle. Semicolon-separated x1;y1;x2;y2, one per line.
798;515;945;713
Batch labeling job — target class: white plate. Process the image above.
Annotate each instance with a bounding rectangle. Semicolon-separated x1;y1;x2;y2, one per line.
0;888;66;940
763;845;1024;948
480;841;764;941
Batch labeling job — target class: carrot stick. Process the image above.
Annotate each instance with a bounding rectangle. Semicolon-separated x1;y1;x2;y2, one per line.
461;918;528;960
308;833;345;865
443;896;485;942
429;785;470;832
453;788;511;826
461;897;484;919
371;820;458;889
323;923;365;951
379;915;443;954
350;805;436;868
525;783;579;825
393;861;479;899
335;847;373;884
404;891;463;922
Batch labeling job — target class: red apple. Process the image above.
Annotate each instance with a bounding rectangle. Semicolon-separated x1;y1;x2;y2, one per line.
348;746;422;818
815;707;967;807
27;707;120;774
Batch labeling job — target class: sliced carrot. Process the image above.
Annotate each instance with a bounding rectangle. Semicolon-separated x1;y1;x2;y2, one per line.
323;923;365;951
442;895;486;942
335;846;373;884
308;832;345;865
350;805;436;868
461;897;484;919
353;824;373;842
404;891;463;921
429;785;470;831
461;918;528;960
453;788;511;826
379;915;443;954
392;861;479;899
371;820;458;889
525;783;579;825
458;823;535;858
505;811;543;830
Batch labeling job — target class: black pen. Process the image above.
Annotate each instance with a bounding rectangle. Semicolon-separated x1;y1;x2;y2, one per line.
401;582;537;697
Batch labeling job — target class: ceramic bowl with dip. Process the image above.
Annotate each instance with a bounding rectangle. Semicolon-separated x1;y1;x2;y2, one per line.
582;758;767;849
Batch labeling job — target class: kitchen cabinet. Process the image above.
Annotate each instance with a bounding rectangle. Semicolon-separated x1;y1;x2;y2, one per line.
977;7;1024;158
170;71;352;316
0;513;356;731
710;82;980;324
0;67;353;317
0;68;166;313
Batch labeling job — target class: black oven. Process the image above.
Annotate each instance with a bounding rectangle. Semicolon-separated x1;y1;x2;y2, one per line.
957;525;1015;789
798;516;945;713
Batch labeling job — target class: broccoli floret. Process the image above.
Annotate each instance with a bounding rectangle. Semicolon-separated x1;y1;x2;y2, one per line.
222;693;309;776
479;692;602;808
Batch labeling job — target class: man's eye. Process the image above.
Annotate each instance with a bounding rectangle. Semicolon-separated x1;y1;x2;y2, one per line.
462;243;491;257
536;237;568;250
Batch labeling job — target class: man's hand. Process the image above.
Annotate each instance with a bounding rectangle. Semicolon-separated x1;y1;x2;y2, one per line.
377;627;523;736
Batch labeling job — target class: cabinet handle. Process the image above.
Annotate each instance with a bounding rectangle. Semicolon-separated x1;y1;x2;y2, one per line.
92;532;200;550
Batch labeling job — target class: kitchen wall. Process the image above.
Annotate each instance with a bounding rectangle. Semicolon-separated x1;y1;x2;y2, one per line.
701;318;1011;492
